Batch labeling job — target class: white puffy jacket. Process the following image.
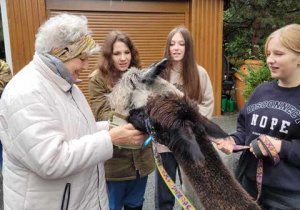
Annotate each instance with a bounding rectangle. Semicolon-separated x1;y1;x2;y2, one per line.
0;53;113;210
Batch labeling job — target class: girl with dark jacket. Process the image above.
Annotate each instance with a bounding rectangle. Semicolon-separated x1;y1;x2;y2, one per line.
217;24;300;209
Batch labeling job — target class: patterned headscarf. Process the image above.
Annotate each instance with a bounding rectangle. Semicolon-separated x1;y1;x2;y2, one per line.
50;35;99;62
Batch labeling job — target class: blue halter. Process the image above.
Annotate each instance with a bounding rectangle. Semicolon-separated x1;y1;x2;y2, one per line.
143;117;156;146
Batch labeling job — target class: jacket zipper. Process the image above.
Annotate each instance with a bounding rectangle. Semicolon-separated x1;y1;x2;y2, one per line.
69;88;101;209
61;183;71;210
97;165;102;210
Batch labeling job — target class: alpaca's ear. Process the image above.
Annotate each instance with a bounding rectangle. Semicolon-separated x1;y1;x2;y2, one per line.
169;126;205;166
141;58;168;84
199;116;229;139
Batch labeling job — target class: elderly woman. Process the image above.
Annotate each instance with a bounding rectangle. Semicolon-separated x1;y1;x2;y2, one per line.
0;14;145;210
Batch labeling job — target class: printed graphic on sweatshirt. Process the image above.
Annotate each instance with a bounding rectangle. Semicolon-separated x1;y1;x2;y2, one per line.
250;114;291;134
247;100;300;124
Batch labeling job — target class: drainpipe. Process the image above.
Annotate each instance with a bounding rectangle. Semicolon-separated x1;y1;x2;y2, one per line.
0;0;13;74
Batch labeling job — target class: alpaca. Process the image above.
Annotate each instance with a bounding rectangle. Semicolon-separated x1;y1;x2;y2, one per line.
108;57;244;208
107;57;239;173
128;94;261;210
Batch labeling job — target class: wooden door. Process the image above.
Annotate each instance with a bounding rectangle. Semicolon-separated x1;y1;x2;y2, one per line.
48;1;189;100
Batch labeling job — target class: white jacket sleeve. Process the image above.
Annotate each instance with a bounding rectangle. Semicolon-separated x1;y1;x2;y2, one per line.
96;121;110;131
3;91;113;179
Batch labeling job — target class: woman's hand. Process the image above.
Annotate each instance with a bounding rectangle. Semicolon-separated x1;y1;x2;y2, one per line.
108;123;147;146
216;137;236;155
250;135;282;157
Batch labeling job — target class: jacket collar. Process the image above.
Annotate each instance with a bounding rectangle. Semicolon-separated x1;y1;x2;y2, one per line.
32;53;72;92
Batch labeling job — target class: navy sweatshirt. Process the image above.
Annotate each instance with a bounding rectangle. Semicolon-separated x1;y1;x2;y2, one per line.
231;80;300;192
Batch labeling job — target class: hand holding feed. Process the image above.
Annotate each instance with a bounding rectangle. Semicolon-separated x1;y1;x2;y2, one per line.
109;123;147;146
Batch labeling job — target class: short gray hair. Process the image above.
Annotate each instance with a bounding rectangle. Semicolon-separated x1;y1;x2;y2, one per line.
35;13;93;54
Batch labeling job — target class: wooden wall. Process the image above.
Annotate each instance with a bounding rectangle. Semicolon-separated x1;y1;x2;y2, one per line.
6;0;46;72
6;0;224;115
190;0;224;115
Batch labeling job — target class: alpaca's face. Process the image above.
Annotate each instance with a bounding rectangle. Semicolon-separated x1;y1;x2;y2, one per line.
128;94;200;143
128;94;206;163
127;107;149;134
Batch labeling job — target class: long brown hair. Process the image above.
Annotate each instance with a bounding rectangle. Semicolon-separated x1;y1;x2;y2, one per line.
97;30;141;88
163;26;201;101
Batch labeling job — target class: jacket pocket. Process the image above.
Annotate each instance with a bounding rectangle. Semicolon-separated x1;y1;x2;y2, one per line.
61;183;71;210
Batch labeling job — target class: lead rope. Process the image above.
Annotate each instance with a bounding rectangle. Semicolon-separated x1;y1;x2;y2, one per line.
252;135;280;201
154;146;196;210
144;118;196;210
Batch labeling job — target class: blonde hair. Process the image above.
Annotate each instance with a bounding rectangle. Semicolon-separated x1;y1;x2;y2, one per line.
265;24;300;55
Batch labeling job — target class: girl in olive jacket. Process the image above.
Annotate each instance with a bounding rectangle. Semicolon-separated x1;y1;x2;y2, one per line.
89;30;154;210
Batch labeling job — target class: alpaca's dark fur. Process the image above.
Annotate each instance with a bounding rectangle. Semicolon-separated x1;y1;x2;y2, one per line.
128;94;261;210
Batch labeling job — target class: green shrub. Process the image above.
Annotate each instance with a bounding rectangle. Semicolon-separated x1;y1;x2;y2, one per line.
238;62;272;100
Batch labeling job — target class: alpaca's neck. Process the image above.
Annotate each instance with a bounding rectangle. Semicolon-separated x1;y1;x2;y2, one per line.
175;143;261;210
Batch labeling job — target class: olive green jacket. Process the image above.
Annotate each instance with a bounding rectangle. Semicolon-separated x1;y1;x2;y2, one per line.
0;59;12;95
89;74;154;181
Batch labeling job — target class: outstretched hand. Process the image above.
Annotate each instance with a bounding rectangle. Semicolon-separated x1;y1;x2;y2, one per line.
108;123;148;146
215;136;236;155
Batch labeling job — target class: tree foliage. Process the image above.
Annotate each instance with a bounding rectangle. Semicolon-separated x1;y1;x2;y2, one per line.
238;62;272;100
224;0;300;60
